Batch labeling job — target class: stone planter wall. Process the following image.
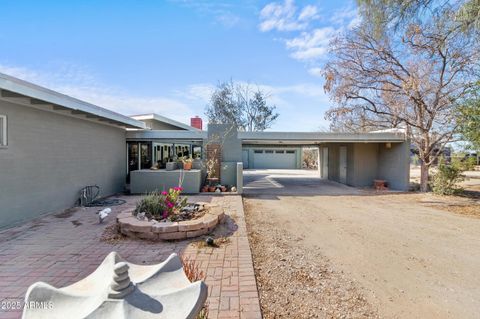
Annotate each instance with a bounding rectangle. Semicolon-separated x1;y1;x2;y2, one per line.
117;205;225;241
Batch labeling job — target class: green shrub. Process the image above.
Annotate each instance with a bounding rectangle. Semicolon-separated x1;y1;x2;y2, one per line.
432;163;464;195
134;187;188;220
464;156;477;171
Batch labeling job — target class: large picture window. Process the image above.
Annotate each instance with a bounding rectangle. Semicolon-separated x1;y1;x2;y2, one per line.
0;115;6;147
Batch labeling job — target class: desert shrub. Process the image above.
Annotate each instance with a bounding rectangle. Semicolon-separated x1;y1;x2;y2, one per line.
180;255;209;319
302;148;318;169
432;162;464;195
464;156;477;171
134;187;187;219
411;154;420;166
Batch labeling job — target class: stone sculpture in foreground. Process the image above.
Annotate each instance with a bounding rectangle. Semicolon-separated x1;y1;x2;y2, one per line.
22;252;208;319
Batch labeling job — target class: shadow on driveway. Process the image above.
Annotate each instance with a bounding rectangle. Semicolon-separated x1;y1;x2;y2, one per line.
243;169;364;196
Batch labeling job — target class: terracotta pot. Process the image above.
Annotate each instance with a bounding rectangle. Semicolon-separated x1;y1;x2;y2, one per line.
201;186;209;192
220;186;227;192
209;186;216;192
183;162;192;170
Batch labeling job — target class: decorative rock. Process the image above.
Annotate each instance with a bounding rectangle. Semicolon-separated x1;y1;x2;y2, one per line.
231;186;237;192
22;252;208;319
136;212;146;220
108;262;134;299
205;236;215;246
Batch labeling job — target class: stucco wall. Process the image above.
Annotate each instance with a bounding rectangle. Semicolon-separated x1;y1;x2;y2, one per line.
377;142;410;190
352;143;379;187
321;142;409;190
208;124;242;162
0;100;126;228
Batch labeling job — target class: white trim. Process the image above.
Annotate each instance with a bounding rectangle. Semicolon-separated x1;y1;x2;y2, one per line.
130;113;200;131
0;115;6;147
0;72;145;129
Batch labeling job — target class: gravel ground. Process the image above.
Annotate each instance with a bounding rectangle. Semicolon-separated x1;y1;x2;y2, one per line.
244;200;378;319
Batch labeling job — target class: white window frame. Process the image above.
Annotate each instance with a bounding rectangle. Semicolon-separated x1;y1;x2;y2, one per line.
0;115;6;147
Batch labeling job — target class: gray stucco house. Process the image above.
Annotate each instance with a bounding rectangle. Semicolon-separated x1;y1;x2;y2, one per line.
0;73;410;229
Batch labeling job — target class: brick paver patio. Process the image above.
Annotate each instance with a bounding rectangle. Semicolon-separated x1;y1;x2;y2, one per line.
0;195;261;319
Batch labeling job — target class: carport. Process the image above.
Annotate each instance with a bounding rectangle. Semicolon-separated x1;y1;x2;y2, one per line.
238;131;410;191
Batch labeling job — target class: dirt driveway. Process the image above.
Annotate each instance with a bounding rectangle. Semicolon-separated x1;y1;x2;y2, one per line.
244;192;480;318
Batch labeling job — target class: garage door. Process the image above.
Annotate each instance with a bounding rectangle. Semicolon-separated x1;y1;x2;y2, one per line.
252;149;296;169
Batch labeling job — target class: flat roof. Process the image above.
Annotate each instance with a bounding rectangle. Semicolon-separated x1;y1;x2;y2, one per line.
239;131;407;145
130;113;200;131
126;129;207;141
0;72;146;129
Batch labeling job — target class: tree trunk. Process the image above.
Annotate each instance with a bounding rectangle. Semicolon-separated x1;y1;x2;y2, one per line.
420;162;430;192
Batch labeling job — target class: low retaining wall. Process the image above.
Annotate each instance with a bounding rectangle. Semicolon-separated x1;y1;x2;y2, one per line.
130;169;203;194
116;205;225;241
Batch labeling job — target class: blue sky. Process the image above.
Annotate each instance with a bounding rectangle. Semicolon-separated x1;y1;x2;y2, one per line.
0;0;358;131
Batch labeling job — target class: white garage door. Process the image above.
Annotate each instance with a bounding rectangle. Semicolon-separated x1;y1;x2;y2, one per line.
252;149;297;169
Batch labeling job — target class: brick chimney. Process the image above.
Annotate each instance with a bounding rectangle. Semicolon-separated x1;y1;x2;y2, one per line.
190;116;203;130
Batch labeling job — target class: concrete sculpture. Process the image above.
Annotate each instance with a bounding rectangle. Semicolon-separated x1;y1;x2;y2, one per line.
22;253;208;319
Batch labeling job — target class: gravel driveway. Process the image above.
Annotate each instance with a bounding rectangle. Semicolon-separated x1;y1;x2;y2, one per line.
244;192;480;319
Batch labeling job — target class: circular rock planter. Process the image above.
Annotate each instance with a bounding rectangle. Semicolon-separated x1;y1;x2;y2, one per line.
116;203;225;241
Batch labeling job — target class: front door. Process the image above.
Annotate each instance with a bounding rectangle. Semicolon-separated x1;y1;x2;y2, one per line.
339;146;347;184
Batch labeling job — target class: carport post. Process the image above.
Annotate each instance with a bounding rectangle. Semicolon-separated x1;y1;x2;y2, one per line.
317;146;321;177
236;162;243;194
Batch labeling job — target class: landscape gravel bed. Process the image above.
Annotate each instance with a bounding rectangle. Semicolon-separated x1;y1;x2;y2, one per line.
244;200;378;319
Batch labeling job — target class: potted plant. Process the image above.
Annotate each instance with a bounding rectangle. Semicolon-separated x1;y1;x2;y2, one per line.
166;162;177;171
182;157;193;170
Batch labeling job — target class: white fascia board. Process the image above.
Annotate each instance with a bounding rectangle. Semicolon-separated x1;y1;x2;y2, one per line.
126;130;207;140
130;113;200;131
0;72;145;129
238;131;407;143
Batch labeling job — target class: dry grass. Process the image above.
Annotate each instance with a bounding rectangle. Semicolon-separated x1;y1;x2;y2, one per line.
180;255;209;319
180;255;206;282
100;224;127;244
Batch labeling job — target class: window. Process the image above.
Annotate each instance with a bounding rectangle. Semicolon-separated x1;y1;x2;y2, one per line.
286;150;295;154
275;150;284;154
0;115;6;147
265;150;274;154
254;150;263;154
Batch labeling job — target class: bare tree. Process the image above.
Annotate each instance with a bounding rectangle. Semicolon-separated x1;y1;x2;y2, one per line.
323;11;480;191
206;80;279;131
356;0;480;34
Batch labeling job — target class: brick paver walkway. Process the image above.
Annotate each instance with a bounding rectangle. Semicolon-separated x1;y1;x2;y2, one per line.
0;195;261;319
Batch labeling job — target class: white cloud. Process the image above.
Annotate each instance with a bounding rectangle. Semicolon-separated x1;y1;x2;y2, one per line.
285;27;335;60
259;1;360;68
308;67;322;77
177;83;216;103
298;5;319;21
259;0;319;32
0;63;196;123
330;6;357;26
170;0;244;28
0;63;333;131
